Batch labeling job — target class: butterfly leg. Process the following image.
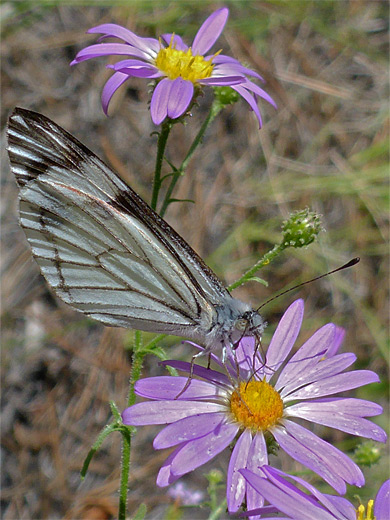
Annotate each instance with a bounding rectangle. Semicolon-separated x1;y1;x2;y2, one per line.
246;332;268;388
225;340;254;415
174;349;205;399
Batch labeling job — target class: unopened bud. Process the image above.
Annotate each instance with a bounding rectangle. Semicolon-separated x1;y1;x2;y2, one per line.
213;86;240;107
354;441;381;467
205;469;223;485
281;208;322;248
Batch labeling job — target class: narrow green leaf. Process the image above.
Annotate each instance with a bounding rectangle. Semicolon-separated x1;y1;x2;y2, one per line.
245;276;269;286
167;198;195;205
131;503;147;520
80;421;118;479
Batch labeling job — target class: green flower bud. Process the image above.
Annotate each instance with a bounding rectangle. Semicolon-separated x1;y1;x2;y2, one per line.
281;208;322;248
354;441;381;467
213;86;240;107
266;435;280;456
205;469;223;485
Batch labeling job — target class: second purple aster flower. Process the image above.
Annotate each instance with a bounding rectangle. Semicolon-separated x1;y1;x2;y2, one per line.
122;299;386;515
71;7;276;126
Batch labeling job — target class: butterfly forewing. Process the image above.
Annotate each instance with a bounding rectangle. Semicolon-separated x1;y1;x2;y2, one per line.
7;108;232;337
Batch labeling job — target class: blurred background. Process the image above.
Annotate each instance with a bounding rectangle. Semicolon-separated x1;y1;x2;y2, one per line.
1;1;388;518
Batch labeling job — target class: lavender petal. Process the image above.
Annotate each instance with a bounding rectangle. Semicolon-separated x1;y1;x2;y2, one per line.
374;479;390;520
284;421;365;487
110;65;162;79
122;400;224;425
150;78;171;125
156;448;182;487
274;420;364;491
101;72;129;115
247;431;268;471
326;326;345;357
242;80;278;108
276;323;336;391
134;376;223;400
286;404;386;442
212;59;263;80
227;429;252;512
88;23;160;55
72;43;149;63
246;432;267;514
153;412;226;449
167;77;193;119
160;359;230;387
200;76;244;86
192;7;229;55
272;425;345;493
231;84;263;128
263;466;355;520
111;58;158;71
323;495;358;520
285;370;380;401
241;469;336;520
265;299;304;378
170;422;239;476
280;352;357;399
286;397;383;417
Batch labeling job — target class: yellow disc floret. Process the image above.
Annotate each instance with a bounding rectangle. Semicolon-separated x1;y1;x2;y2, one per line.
357;500;375;520
230;380;283;431
155;42;214;83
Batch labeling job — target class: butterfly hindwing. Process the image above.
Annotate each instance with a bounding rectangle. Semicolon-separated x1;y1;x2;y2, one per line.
7;108;231;336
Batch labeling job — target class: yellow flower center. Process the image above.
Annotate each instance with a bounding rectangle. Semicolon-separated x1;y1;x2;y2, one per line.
155;43;214;83
356;500;375;520
230;380;283;431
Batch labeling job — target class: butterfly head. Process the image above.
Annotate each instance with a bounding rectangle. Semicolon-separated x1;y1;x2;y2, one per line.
210;298;265;351
234;309;264;334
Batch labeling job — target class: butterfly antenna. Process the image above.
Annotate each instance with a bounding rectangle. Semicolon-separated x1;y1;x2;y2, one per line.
256;257;360;312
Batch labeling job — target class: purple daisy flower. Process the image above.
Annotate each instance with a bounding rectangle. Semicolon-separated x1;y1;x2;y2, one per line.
71;7;276;126
241;468;390;520
122;299;386;515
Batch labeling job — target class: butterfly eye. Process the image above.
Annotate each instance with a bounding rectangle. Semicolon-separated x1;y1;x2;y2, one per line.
235;318;248;331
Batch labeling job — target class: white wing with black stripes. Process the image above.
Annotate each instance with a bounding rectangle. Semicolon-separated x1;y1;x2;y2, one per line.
7;107;233;340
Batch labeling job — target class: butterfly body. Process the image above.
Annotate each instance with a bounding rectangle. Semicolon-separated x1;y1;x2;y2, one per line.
7;108;264;354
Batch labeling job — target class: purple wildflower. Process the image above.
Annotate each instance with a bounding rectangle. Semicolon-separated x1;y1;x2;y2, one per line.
167;481;204;506
71;7;276;126
241;469;390;520
122;299;386;515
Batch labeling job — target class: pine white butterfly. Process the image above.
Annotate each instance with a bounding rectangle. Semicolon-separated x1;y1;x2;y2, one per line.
7;108;264;357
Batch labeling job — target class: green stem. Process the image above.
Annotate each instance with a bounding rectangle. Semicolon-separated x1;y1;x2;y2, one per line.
151;121;172;211
207;498;227;520
118;426;132;520
228;243;286;291
182;100;223;171
119;330;145;519
159;100;223;217
127;330;144;407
